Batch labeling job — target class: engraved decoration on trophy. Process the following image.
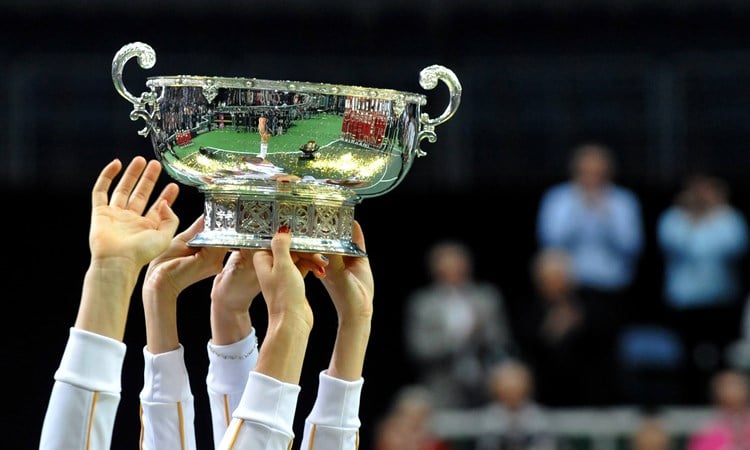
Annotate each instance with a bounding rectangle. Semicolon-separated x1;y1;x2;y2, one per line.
112;42;462;256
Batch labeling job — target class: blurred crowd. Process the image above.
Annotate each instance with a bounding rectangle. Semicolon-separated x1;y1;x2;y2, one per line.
371;141;750;450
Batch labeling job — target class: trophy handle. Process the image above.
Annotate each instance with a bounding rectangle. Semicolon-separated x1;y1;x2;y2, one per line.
416;65;462;155
111;42;160;137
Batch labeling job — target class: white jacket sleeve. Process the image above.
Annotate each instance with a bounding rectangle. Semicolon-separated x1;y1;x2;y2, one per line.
140;345;196;450
206;330;259;449
217;372;300;450
40;327;126;450
299;371;364;450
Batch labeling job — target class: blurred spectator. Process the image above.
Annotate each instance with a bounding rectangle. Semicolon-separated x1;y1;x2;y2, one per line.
472;358;557;450
514;247;600;406
630;415;673;450
687;369;750;450
374;385;453;450
535;141;644;404
404;240;516;409
657;173;749;401
536;141;644;300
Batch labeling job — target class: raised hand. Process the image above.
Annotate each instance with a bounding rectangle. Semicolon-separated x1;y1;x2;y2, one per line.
89;156;180;267
319;220;374;380
252;227;314;383
142;215;228;354
76;156;181;340
210;249;260;345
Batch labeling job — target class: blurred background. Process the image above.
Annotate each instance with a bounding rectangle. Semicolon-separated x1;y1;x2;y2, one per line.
6;1;750;449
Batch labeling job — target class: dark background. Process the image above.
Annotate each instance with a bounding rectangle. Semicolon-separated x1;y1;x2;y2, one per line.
5;1;750;448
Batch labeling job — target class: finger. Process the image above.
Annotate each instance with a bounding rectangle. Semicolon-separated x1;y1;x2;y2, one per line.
352;220;366;253
198;246;231;270
293;252;329;268
127;159;163;214
92;159;123;209
270;228;294;270
145;182;180;218
225;249;244;266
109;156;147;208
173;215;205;244
253;248;274;277
297;259;326;279
237;248;257;260
224;249;252;273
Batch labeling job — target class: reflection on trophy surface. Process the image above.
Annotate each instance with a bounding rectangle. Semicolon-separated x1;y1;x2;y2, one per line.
112;42;462;256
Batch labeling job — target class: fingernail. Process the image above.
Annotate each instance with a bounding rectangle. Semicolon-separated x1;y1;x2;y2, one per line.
320;255;329;262
278;225;290;233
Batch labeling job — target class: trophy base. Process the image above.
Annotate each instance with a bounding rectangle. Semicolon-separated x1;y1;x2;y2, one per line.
189;189;366;257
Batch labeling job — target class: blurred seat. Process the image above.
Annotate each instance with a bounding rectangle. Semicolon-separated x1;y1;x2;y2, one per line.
617;324;686;406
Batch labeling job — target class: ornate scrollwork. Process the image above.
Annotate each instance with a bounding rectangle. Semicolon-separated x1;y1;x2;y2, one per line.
416;65;463;153
112;42;161;137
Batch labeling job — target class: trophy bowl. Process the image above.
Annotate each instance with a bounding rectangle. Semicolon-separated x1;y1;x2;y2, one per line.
112;42;462;256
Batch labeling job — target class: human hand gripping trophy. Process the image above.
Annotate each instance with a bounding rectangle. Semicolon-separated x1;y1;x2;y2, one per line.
112;42;462;256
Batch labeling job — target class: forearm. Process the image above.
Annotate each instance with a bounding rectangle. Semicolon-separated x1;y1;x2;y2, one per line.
327;319;371;381
142;290;180;354
254;315;311;384
75;262;141;341
210;303;252;345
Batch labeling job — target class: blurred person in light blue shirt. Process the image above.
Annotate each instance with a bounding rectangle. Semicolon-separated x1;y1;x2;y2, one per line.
657;172;749;402
537;142;644;294
658;173;748;309
536;142;644;405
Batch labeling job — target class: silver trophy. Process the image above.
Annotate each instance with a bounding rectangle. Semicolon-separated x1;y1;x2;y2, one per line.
112;42;461;256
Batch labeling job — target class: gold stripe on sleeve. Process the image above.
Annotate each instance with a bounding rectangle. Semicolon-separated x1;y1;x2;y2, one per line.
85;392;99;450
139;404;145;449
306;424;316;450
177;402;186;450
223;395;231;426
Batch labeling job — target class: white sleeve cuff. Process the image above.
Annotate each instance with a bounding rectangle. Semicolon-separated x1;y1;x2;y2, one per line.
54;327;126;393
206;330;258;393
232;372;301;437
140;345;192;403
306;371;364;428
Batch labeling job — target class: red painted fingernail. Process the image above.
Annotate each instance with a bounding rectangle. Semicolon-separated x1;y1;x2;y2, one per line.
278;225;290;233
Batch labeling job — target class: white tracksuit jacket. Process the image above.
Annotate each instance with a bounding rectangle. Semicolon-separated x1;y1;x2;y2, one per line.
40;327;363;450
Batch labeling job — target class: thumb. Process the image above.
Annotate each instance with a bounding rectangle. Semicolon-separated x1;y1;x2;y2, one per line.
155;199;180;235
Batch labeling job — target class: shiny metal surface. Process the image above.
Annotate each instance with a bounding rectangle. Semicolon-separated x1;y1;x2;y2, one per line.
113;42;461;255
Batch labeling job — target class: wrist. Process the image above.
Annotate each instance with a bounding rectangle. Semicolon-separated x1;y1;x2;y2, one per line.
327;325;370;381
337;315;372;337
267;313;313;338
88;256;143;278
75;262;141;340
85;260;141;292
255;320;311;384
210;306;252;345
142;293;179;354
267;303;314;334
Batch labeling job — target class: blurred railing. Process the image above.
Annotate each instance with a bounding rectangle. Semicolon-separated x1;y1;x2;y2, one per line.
433;406;714;450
